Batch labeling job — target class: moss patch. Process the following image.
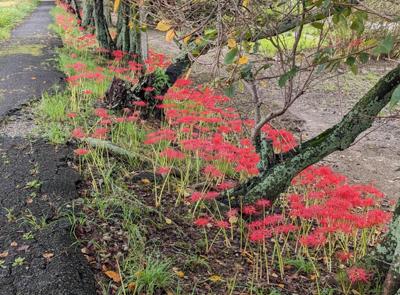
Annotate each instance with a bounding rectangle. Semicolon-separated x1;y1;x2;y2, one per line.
0;44;44;57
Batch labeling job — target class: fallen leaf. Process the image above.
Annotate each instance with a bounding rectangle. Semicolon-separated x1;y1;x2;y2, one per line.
42;252;54;260
165;218;172;225
81;247;89;254
113;0;120;12
31;77;36;80
0;251;8;258
227;38;237;48
237;55;249;65
183;35;191;44
173;268;185;278
127;282;136;291
26;197;33;204
209;275;222;282
10;241;18;247
165;29;175;42
104;270;121;283
278;283;285;288
141;178;151;185
156;20;172;32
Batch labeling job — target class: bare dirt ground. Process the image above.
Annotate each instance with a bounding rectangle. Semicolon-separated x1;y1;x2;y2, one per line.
148;30;400;203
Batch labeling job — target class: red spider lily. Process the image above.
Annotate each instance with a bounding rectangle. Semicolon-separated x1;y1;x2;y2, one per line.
112;50;125;61
157;166;171;175
91;128;108;139
204;165;224;178
71;128;86;139
347;267;370;283
94;108;109;119
226;208;238;218
214;220;230;229
242;205;257;215
143;86;155;92
336;251;353;263
216;181;236;191
249;229;271;243
160;148;185;160
100;119;113;125
144;129;176;145
83;89;93;95
115;117;126;123
299;232;327;248
174;79;192;88
133;101;147;107
194;217;211;227
255;199;271;208
66;112;77;119
74;148;89;156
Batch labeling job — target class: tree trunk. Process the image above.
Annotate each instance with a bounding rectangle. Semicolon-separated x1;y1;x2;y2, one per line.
375;199;400;295
115;1;131;52
82;0;95;32
93;0;114;52
222;64;400;206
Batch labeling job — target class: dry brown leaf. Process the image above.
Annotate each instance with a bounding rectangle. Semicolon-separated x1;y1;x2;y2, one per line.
127;282;136;291
104;270;121;283
0;251;8;258
165;29;175;42
209;275;222;282
141;178;151;185
43;252;54;260
156;20;172;32
10;241;18;247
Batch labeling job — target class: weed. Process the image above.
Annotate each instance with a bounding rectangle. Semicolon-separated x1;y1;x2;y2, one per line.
12;257;25;267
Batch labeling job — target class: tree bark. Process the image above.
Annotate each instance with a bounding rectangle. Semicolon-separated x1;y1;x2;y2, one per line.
375;200;400;295
82;0;95;32
93;0;114;52
222;64;400;206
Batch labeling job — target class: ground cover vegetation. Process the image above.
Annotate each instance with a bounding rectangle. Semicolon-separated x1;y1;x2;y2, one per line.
37;0;400;294
0;0;39;40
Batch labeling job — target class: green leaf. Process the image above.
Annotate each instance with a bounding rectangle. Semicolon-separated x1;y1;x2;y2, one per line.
373;35;394;55
345;56;356;66
224;48;238;65
350;19;364;35
278;66;299;88
223;84;236;98
389;85;400;109
358;52;369;64
311;22;324;30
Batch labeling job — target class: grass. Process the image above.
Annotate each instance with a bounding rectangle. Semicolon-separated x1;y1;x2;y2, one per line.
0;0;39;40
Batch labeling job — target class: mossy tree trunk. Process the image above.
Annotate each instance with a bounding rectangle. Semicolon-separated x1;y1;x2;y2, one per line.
375;200;400;295
82;0;95;32
93;0;114;52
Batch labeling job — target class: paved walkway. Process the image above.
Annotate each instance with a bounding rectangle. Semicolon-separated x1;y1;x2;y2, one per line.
0;1;95;294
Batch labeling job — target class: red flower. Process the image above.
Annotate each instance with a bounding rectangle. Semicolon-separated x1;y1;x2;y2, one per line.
67;112;77;119
194;217;210;227
133;101;147;107
94;108;109;119
347;267;369;283
255;199;271;208
157;166;171;175
215;220;230;229
92;128;108;139
83;89;93;95
74;148;89;156
336;251;353;263
242;205;257;215
71;128;86;139
160;148;185;160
